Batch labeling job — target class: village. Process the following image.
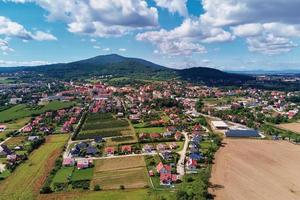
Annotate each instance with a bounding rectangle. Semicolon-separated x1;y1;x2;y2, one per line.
1;77;300;197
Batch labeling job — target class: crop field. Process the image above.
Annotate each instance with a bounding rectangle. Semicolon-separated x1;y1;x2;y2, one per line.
77;113;133;140
0;101;75;122
0;134;68;200
91;156;150;190
278;122;300;134
210;139;300;200
4;136;26;146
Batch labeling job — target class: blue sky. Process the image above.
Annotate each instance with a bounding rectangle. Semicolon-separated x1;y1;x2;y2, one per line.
0;0;300;71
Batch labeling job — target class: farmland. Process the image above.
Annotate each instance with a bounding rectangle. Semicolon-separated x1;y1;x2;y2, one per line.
0;134;68;200
0;101;76;122
278;122;300;134
76;113;133;140
209;139;300;200
91;156;150;190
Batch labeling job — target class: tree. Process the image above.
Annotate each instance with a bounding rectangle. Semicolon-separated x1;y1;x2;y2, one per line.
94;184;101;191
195;99;204;112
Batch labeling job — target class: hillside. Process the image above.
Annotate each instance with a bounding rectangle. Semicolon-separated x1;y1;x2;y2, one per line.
0;54;253;84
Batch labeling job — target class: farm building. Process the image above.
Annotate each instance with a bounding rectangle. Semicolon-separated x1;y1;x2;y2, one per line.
225;129;260;138
211;120;229;130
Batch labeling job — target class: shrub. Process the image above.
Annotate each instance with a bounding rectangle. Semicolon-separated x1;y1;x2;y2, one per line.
120;185;125;190
94;184;101;191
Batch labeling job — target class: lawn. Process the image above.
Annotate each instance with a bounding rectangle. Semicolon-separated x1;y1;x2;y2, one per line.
71;168;94;181
52;167;74;184
0;134;68;200
91;156;150;190
135;127;166;134
0;101;75;122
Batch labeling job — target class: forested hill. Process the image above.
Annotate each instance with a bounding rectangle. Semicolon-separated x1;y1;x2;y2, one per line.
0;54;254;84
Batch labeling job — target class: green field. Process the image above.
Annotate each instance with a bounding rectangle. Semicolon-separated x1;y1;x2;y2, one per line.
135;127;166;134
52;167;74;184
0;77;14;84
71;168;94;181
0;101;76;122
77;113;132;140
0;134;68;200
0;117;30;140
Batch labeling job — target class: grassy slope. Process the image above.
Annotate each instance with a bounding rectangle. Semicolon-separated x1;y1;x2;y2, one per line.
0;117;30;140
0;101;75;122
0;134;68;200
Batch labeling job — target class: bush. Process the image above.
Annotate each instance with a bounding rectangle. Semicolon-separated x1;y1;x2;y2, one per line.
40;186;53;194
120;185;125;190
94;184;101;191
71;180;90;190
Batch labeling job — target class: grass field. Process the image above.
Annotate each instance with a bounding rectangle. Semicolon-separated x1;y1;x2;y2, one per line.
210;139;300;200
278;122;300;134
52;167;74;184
0;101;75;122
135;127;166;134
0;117;30;140
4;136;26;146
71;168;94;181
0;77;14;84
0;134;68;200
77;113;133;140
91;156;150;190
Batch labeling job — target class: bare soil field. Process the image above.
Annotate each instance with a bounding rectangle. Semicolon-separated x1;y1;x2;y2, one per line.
278;122;300;134
91;156;150;190
210;139;300;200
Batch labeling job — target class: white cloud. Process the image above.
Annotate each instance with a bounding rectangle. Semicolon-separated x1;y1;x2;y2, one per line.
246;34;298;55
136;18;233;55
118;48;126;52
0;16;57;41
231;23;264;37
93;45;101;49
0;59;50;67
5;0;159;37
0;38;14;54
102;47;110;51
90;38;97;42
154;0;188;17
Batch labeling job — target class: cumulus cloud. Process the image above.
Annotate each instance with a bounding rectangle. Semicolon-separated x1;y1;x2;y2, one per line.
154;0;188;17
5;0;159;37
0;16;57;41
136;18;233;55
246;34;298;55
0;39;14;54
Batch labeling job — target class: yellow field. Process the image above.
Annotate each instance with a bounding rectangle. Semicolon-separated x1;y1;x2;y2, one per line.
278;122;300;134
91;156;150;190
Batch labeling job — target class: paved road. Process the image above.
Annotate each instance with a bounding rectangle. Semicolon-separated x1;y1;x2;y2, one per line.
176;131;189;178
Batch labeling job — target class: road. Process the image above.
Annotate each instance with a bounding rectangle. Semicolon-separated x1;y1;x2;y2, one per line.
176;131;189;178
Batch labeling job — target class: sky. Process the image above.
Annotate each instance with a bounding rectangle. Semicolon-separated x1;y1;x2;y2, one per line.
0;0;300;71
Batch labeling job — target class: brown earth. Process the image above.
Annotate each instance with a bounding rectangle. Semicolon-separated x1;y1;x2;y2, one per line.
278;123;300;134
209;139;300;200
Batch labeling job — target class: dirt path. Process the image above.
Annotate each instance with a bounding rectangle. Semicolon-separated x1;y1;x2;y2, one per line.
210;139;300;200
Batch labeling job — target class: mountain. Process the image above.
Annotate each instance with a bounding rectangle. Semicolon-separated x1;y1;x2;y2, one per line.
178;67;254;85
0;54;253;85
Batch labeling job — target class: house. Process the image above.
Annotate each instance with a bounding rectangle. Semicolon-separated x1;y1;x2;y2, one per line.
94;136;103;143
150;133;162;140
28;136;40;141
86;146;98;156
21;124;33;133
0;125;6;132
160;173;178;185
156;162;171;174
163;132;173;138
70;147;80;157
63;157;75;166
174;132;182;141
211;121;228;130
77;158;90;169
0;144;12;156
166;126;176;132
190;152;202;161
160;151;173;161
143;144;154;153
186;158;198;172
7;154;17;163
156;143;167;152
169;142;177;150
105;147;115;155
149;170;155;176
121;145;132;154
